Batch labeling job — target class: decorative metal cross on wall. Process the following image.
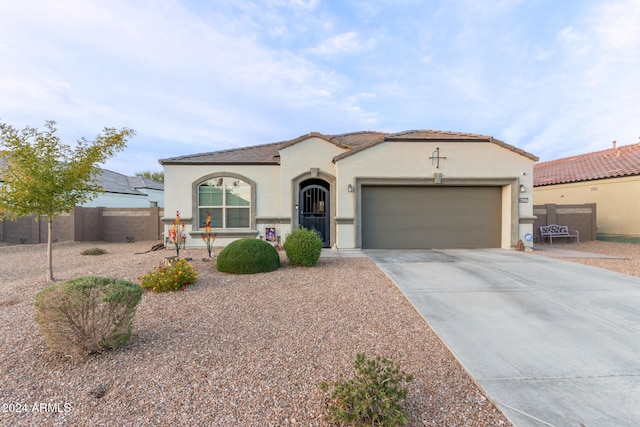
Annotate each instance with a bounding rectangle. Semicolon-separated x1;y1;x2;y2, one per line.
429;147;447;168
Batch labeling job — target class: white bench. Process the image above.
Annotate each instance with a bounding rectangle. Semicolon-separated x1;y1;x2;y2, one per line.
540;224;579;245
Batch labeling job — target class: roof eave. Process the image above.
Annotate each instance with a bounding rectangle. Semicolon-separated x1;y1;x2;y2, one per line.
534;172;640;187
278;132;352;151
160;160;280;166
333;136;538;162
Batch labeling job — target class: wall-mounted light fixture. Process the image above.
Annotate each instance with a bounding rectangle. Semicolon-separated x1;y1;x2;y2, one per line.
347;184;354;193
519;184;526;193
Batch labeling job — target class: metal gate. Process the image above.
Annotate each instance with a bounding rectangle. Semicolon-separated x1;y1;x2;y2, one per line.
299;183;330;247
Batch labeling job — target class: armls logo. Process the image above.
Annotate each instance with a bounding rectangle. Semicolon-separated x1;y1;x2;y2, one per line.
31;402;73;413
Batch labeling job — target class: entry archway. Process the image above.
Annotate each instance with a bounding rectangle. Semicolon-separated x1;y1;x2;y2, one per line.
298;179;330;247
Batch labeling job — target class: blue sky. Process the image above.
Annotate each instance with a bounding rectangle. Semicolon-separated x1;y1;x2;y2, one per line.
1;0;639;176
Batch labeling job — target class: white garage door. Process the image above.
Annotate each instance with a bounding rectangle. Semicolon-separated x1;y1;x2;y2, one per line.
361;186;502;249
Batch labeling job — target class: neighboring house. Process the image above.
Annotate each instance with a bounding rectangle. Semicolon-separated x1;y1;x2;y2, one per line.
0;157;163;208
84;169;164;208
0;161;164;243
534;141;640;241
160;130;537;250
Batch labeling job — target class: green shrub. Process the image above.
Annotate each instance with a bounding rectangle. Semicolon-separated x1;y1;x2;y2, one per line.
283;227;322;266
319;353;414;427
81;247;107;255
140;258;198;292
216;238;280;274
35;276;143;357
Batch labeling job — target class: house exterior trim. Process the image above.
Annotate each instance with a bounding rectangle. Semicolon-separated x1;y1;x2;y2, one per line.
190;171;257;230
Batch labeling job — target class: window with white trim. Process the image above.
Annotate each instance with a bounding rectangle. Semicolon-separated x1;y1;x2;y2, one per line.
198;177;251;228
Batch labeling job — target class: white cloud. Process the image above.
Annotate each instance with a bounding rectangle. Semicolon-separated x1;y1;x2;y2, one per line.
533;48;555;61
306;32;376;56
287;0;320;10
591;0;640;51
0;1;366;135
2;0;639;174
497;0;640;160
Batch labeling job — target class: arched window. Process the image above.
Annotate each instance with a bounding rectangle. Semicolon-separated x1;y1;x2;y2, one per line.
198;177;251;229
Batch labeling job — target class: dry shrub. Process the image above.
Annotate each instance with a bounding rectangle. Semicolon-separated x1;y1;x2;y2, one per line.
319;353;413;426
81;247;107;255
35;276;143;357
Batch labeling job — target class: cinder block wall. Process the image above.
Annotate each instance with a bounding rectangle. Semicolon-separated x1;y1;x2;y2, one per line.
73;207;102;241
1;207;164;244
533;203;597;243
3;215;40;244
41;213;74;242
88;207;164;242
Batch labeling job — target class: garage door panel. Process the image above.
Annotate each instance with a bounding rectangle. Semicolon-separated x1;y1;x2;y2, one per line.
362;186;501;249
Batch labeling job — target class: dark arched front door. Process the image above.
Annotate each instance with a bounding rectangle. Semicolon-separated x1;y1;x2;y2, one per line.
299;181;330;247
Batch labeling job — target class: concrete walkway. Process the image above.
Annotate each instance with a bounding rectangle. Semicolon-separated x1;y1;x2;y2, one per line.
365;248;640;427
320;248;367;258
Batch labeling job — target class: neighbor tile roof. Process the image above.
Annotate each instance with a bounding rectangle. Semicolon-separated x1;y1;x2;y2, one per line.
0;157;163;193
534;142;640;186
127;176;164;191
97;169;164;195
159;130;538;165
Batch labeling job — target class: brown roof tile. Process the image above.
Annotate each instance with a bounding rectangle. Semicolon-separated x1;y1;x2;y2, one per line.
159;141;283;165
386;129;494;140
159;130;537;165
534;142;640;186
327;131;386;147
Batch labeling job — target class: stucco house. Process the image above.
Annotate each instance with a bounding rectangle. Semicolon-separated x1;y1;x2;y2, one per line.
159;130;538;250
0;162;164;244
0;158;164;208
83;169;165;208
534;141;640;241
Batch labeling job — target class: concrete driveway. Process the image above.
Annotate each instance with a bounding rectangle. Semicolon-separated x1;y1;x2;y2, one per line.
365;248;640;427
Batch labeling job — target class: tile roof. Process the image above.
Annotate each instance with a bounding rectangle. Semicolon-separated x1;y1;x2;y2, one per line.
97;169;164;195
0;157;163;193
534;142;640;186
160;141;284;165
126;175;164;191
160;130;538;165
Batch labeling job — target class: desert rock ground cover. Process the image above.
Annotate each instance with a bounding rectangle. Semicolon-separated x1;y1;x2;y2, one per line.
536;240;640;277
2;239;637;426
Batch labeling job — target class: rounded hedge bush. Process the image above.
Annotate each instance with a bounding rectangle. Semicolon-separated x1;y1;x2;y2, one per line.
283;227;322;267
35;276;143;357
216;238;280;274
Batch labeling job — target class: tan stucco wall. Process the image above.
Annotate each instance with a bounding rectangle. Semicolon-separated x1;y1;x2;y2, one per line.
335;140;535;249
164;137;536;249
278;137;346;216
533;176;640;237
163;137;347;247
163;163;280;247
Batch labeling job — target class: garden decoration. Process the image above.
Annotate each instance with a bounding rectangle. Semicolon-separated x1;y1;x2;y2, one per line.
168;211;186;257
201;211;217;258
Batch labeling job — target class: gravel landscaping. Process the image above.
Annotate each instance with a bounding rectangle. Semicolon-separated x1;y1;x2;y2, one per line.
536;240;640;277
2;239;638;426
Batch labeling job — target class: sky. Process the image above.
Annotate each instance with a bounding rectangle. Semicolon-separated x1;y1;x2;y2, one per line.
1;0;639;176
